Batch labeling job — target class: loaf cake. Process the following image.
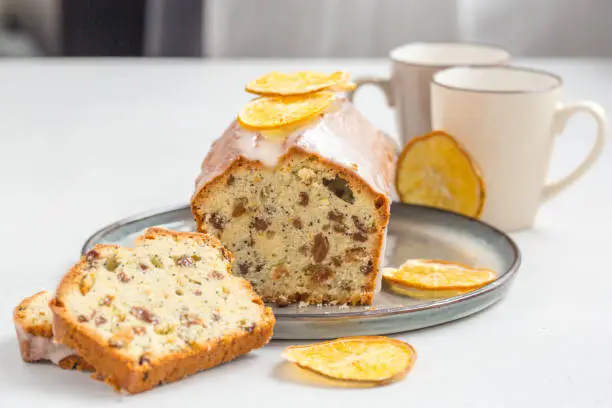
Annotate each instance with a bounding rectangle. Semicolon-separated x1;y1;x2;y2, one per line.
191;97;396;306
50;227;275;394
13;290;93;371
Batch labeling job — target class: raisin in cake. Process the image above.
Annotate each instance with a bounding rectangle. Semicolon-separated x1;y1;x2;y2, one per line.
13;290;93;371
191;98;396;306
50;227;275;394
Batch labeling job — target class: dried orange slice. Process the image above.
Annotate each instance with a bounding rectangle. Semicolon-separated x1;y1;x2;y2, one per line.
395;131;485;218
282;336;416;385
238;91;335;131
383;259;497;299
245;70;356;96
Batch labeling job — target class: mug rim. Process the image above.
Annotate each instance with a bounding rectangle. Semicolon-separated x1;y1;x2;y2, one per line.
390;41;511;68
432;65;564;94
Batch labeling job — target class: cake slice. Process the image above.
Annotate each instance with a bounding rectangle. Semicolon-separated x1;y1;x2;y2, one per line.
191;97;396;306
13;290;93;371
50;227;275;394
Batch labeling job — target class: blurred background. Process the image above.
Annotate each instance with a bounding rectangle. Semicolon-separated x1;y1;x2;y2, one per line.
0;0;610;58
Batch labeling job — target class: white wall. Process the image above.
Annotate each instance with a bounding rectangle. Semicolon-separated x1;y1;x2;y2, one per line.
206;0;459;58
205;0;612;58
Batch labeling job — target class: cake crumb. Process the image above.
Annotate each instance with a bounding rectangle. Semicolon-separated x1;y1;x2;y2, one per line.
297;168;316;185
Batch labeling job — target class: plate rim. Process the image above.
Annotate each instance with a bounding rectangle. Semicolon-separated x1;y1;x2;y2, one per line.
81;202;521;321
81;202;192;256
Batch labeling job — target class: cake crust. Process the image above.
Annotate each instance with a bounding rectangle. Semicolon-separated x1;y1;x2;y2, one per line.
50;227;275;394
51;298;274;393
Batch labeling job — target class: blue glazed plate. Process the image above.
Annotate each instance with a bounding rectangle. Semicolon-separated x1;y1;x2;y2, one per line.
82;202;520;340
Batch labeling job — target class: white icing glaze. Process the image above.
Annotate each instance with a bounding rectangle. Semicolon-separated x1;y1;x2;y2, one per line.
233;130;285;167
15;323;76;364
293;100;394;194
194;98;397;198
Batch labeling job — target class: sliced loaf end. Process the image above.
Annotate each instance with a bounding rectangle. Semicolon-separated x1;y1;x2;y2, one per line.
14;290;92;370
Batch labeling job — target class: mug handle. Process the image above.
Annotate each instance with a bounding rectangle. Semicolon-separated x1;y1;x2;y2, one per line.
346;77;395;107
542;101;607;202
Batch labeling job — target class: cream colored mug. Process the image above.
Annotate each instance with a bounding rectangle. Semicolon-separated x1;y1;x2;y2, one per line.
431;66;607;231
347;42;510;146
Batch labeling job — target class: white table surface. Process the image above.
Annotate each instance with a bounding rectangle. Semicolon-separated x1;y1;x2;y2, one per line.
0;58;610;407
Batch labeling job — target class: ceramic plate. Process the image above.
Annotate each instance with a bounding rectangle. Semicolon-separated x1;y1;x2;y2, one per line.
82;203;520;340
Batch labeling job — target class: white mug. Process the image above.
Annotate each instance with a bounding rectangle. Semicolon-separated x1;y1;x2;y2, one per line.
431;66;607;231
348;42;510;146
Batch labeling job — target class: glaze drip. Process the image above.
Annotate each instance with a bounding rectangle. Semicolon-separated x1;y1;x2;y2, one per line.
194;98;397;197
16;324;76;364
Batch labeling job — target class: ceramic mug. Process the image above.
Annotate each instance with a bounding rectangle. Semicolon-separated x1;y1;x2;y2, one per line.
431;65;607;231
347;42;510;146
